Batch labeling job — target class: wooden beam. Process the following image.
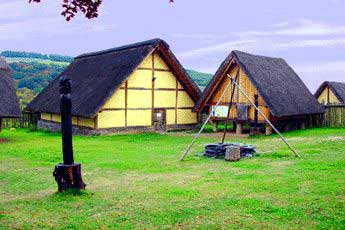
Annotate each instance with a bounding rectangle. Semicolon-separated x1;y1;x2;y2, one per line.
100;107;194;112
327;87;330;104
119;87;185;91
137;67;171;72
152;53;155;126
125;81;128;127
175;79;178;124
94;115;98;130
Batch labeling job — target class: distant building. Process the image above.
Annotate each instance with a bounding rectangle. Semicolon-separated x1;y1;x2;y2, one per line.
315;81;345;105
0;57;21;131
26;39;201;134
194;51;324;134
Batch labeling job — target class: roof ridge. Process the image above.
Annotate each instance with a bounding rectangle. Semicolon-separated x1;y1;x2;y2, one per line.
232;50;284;60
76;38;166;59
327;81;345;84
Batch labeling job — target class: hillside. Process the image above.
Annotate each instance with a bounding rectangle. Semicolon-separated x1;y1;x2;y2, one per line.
1;51;212;108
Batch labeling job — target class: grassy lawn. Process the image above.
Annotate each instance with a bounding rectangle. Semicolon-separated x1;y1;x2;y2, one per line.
0;128;344;229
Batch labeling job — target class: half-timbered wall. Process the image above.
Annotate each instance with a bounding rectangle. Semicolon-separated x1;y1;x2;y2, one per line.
97;50;197;129
209;65;270;122
40;112;95;128
317;86;340;105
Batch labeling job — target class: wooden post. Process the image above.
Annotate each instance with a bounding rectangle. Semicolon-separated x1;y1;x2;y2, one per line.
0;118;2;132
265;123;273;135
236;122;243;134
53;77;85;192
232;121;237;131
151;53;155;126
212;121;218;132
221;70;239;143
225;146;241;161
300;121;306;130
125;81;128;128
254;94;259;128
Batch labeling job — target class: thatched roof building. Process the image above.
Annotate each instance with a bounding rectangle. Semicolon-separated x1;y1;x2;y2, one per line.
195;50;323;134
27;39;201;134
0;57;21;119
315;81;345;105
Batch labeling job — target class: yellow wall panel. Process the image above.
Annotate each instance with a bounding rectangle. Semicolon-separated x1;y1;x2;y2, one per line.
128;69;152;88
102;89;125;109
127;110;152;127
154;91;176;107
317;87;340;104
177;109;197;124
154;53;169;70
166;109;176;125
97;110;125;128
210;65;269;121
329;88;340;104
42;113;95;128
154;71;176;89
127;90;152;108
178;91;194;107
318;87;328;104
139;54;152;68
72;117;78;125
41;113;51;121
78;117;95;128
52;114;61;123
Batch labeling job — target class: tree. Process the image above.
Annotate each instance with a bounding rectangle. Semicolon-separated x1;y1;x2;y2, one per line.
29;0;174;21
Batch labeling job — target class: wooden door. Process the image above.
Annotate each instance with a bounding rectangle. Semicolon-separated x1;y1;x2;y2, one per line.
153;109;166;132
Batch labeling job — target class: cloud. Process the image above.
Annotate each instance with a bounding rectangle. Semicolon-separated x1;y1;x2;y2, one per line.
179;40;256;58
0;17;117;41
177;19;345;59
294;60;345;74
293;60;345;92
236;18;345;37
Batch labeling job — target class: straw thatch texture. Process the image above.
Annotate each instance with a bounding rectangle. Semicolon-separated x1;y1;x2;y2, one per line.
0;57;21;118
26;39;201;118
196;50;324;117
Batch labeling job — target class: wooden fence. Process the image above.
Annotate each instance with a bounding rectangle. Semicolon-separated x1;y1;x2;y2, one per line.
1;112;40;130
323;105;345;127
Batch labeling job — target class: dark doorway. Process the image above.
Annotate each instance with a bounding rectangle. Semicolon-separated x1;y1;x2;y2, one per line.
153;109;166;132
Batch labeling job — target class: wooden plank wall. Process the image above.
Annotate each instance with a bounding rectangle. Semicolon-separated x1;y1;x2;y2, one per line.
323;105;345;127
1;112;40;129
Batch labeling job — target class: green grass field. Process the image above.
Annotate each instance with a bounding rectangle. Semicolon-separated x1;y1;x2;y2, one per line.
1;128;344;229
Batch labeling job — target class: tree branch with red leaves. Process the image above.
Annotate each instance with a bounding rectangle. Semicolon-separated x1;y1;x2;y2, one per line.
29;0;174;21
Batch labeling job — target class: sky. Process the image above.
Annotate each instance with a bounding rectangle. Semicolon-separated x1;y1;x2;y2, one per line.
0;0;344;92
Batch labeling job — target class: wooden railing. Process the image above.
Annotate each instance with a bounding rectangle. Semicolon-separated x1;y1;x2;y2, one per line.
323;105;345;127
1;112;40;130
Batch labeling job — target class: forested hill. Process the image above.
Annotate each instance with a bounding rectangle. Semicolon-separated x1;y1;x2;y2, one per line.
1;51;212;108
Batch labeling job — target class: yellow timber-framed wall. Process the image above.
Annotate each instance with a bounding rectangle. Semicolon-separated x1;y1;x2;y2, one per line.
40;50;198;130
209;64;270;122
317;86;340;105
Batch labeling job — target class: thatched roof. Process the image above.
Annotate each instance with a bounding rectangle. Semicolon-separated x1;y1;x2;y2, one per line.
314;81;345;104
0;57;21;118
195;50;324;117
26;39;201;118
